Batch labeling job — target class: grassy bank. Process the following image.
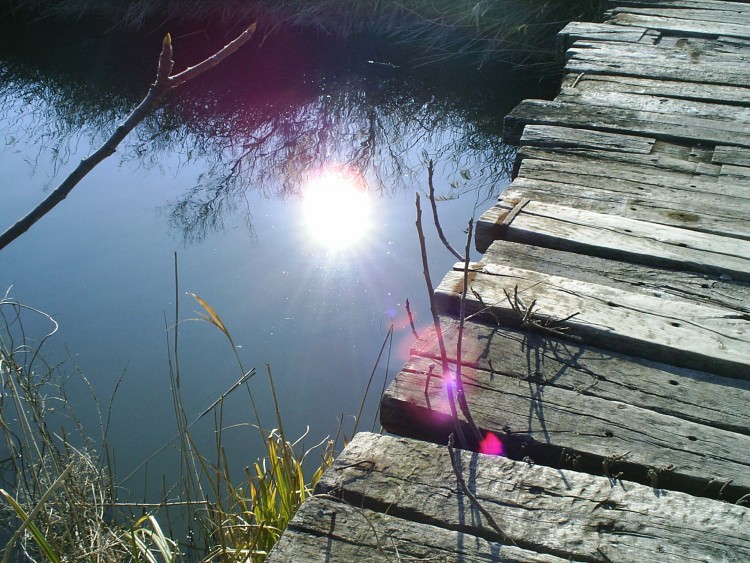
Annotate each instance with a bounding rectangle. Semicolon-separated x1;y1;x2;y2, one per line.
8;0;605;65
0;289;352;561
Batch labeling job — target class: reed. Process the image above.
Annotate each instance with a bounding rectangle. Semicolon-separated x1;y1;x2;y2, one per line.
11;0;605;65
0;269;391;560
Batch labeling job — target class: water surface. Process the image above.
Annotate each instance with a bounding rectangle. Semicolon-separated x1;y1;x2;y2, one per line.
0;16;547;499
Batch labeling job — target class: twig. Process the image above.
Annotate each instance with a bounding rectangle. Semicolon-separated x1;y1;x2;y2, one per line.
455;218;482;445
447;434;515;546
427;160;463;261
503;285;579;339
0;23;257;251
405;298;419;340
415;193;466;447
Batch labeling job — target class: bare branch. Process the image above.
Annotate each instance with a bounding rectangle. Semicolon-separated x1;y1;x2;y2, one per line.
427;159;463;261
455;217;482;444
415;192;466;447
405;298;419;340
0;23;256;251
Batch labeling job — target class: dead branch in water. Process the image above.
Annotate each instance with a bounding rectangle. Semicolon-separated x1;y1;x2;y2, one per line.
427;159;464;261
0;23;257;251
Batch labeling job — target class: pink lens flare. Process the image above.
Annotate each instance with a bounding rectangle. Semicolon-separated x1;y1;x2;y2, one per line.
479;432;505;456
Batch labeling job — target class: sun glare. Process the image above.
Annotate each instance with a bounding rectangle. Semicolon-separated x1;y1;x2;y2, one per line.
302;169;372;251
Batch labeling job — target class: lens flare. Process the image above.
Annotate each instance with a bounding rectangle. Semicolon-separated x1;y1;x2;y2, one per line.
479;432;504;456
302;168;371;251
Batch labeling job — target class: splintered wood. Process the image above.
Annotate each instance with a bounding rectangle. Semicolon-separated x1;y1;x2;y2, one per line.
270;433;750;562
272;1;750;560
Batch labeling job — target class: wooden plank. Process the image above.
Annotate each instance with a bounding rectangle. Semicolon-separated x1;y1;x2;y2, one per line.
501;176;750;240
516;152;747;197
318;433;750;562
557;22;651;58
517;129;731;178
269;496;568;562
478;239;750;314
433;263;750;376
411;315;750;434
610;6;750;27
515;145;733;187
519;124;656;154
475;201;750;284
503;98;750;148
560;73;750;106
558;90;750;126
713;144;750;167
608;11;750;39
565;39;750;87
610;0;750;12
383;355;750;501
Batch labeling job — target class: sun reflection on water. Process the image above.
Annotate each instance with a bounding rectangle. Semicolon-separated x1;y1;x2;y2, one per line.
301;167;372;252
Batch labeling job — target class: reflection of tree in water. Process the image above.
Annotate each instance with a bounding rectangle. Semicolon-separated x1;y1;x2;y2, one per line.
1;22;523;242
157;65;518;241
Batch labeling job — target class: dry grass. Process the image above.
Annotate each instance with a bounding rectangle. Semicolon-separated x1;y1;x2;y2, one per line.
12;0;606;65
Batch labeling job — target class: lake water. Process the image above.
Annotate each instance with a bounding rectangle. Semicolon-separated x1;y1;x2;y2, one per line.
0;16;550;501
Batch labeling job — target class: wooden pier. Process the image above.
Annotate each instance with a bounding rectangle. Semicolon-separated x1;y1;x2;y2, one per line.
270;1;750;560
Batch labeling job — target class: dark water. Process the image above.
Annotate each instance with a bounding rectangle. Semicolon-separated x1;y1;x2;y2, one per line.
0;16;550;504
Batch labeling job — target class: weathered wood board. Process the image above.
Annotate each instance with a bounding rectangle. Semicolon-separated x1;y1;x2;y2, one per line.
557;90;750;127
433;263;750;377
611;0;750;11
514;146;735;191
518;130;724;178
475;200;750;284
315;433;750;562
608;10;750;39
556;21;654;57
478;239;750;314
383;354;750;501
410;316;750;434
514;143;750;201
268;496;568;562
517;124;656;154
504;98;750;147
713;144;750;167
565;38;750;87
500;174;750;240
560;72;750;106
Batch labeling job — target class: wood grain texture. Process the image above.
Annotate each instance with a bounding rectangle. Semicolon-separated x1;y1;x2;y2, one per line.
479;239;750;314
410;316;750;435
501;173;750;240
383;355;750;501
518;124;656;153
433;262;750;377
608;11;750;39
560;72;750;106
317;433;750;562
475;200;750;284
565;38;750;87
269;496;568;562
503;98;750;147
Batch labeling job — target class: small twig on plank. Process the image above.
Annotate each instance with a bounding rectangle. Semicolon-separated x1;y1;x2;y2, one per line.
602;451;629;481
0;23;257;251
736;493;750;506
405;298;419;340
427;160;463;261
504;285;579;339
447;434;516;546
415;193;466;447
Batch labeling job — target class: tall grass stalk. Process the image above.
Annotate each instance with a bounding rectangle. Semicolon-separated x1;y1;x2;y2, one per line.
0;292;131;561
0;285;339;561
